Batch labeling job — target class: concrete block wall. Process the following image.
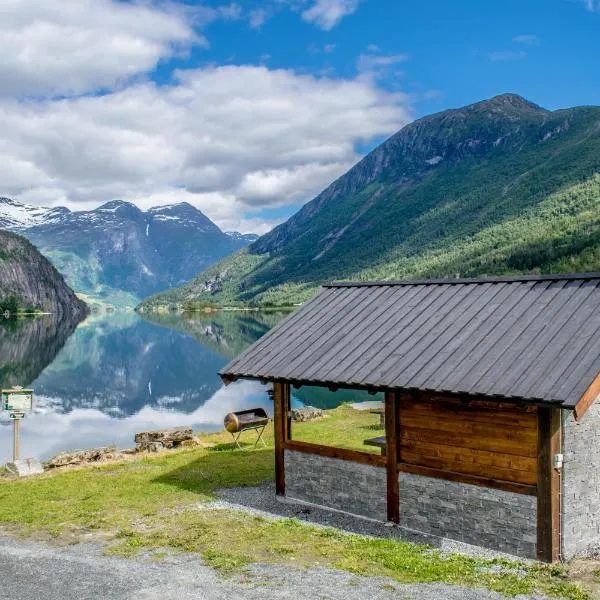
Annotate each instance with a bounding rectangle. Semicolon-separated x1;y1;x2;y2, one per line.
562;400;600;559
399;471;537;558
284;450;387;521
283;449;538;558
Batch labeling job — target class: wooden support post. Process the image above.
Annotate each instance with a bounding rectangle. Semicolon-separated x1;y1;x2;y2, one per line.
385;390;400;523
273;381;289;496
537;407;562;562
284;383;291;442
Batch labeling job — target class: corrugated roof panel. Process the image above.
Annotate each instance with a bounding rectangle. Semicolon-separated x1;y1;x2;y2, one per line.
297;285;400;382
282;286;390;380
349;284;460;385
320;284;427;383
462;280;569;397
379;283;495;385
431;281;546;394
426;281;535;390
403;282;511;389
219;273;600;408
502;279;595;398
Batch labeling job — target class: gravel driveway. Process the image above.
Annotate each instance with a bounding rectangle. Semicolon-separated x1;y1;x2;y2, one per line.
0;535;560;600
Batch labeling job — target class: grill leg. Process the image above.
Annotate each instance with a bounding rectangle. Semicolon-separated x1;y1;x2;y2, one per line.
231;431;244;449
254;425;267;447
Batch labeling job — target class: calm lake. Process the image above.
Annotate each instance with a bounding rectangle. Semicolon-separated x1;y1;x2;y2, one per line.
0;310;378;462
0;310;292;462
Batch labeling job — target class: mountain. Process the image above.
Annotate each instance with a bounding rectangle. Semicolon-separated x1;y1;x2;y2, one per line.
0;312;83;390
0;199;257;307
138;94;600;310
0;230;88;319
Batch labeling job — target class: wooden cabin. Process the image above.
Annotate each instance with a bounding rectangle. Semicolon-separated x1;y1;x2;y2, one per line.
219;274;600;562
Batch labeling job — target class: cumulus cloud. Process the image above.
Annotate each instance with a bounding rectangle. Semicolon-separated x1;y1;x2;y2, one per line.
0;0;204;97
2;65;411;232
0;0;412;234
301;0;360;30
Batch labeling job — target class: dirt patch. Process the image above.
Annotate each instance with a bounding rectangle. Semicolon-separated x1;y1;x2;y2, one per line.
566;559;600;599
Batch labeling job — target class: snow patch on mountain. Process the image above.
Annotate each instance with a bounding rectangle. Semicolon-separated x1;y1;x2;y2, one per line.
0;197;70;229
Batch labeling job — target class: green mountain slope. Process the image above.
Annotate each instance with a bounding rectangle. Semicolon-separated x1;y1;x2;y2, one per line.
138;94;600;310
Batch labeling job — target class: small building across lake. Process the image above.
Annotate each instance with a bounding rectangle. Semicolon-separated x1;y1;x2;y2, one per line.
219;274;600;562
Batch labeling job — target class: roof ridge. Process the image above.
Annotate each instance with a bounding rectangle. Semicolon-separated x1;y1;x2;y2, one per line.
325;273;600;288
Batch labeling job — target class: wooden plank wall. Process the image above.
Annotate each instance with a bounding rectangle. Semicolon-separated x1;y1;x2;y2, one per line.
398;394;538;487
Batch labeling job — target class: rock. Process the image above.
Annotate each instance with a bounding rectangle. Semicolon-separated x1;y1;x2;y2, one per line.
144;442;164;453
45;446;118;469
178;439;196;448
134;427;193;452
291;406;324;422
5;458;44;477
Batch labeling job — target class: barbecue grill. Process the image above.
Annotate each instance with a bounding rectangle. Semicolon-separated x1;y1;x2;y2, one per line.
224;407;269;449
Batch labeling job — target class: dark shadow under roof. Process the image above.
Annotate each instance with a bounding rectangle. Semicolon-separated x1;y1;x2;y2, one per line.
220;274;600;408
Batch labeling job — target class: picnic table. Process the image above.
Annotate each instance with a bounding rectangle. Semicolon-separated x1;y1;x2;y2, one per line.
363;436;386;456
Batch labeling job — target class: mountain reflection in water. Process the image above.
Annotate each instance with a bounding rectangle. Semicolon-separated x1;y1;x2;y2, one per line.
0;310;287;460
0;309;377;461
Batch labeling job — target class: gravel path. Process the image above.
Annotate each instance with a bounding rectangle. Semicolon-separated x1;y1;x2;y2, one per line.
0;535;555;600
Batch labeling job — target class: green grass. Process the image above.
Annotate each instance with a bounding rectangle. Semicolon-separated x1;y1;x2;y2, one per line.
291;403;383;454
0;406;590;599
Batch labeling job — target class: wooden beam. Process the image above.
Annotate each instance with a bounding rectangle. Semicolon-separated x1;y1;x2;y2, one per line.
273;381;288;496
284;440;386;467
385;390;400;523
574;372;600;421
219;374;236;385
537;407;562;562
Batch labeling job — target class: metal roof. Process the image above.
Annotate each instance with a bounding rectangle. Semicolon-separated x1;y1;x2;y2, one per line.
220;274;600;408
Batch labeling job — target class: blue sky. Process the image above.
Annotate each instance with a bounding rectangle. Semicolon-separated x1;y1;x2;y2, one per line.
1;0;599;233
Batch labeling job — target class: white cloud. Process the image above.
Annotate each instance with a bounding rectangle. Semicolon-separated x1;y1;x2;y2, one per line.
249;7;270;28
357;52;409;80
0;0;413;234
512;34;538;44
488;50;527;61
216;3;243;20
301;0;360;30
1;65;412;233
0;0;204;97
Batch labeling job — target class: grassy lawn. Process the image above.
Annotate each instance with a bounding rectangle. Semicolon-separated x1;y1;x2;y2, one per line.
291;403;383;453
0;405;590;600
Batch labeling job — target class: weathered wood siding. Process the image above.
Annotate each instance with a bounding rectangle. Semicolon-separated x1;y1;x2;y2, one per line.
399;395;538;486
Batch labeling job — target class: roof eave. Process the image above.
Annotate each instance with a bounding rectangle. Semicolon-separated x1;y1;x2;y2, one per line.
218;371;574;410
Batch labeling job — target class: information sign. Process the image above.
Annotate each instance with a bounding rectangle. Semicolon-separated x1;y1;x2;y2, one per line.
2;388;33;413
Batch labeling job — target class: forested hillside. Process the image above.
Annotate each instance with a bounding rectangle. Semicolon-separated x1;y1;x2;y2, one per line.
138;94;600;310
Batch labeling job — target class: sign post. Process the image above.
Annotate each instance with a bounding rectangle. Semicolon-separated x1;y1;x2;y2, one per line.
13;416;20;462
1;387;42;477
